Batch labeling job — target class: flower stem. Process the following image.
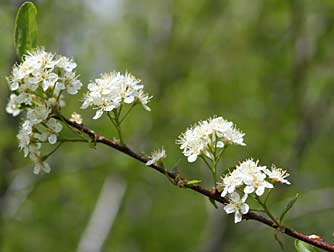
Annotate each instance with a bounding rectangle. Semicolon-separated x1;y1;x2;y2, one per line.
108;111;124;145
256;196;281;227
119;104;135;125
57;114;87;141
58;138;88;143
42;142;63;161
212;158;218;185
200;155;218;186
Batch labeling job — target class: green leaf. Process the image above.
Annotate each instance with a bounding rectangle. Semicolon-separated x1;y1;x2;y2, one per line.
209;197;218;209
274;232;284;250
88;135;97;149
186;180;201;186
279;193;299;223
295;240;320;252
14;1;38;59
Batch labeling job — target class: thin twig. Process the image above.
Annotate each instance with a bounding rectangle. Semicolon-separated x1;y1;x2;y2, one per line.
61;116;334;252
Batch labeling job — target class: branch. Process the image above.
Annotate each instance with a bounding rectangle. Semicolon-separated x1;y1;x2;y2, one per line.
61;116;334;251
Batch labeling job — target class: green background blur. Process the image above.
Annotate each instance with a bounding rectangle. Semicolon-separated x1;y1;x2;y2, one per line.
1;0;333;251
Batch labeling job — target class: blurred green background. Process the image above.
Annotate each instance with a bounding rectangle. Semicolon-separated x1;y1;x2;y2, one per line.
1;0;333;251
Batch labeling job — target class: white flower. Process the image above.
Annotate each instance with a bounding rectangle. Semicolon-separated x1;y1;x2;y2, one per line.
48;134;57;144
6;94;21;116
219;170;243;197
45;118;63;144
17;121;33;156
177;116;246;163
243;175;273;196
136;90;151;111
66;78;82;95
70;112;83;124
30;152;51;174
16;93;33;106
222;126;245;146
177;127;208;162
57;56;77;72
46;118;62;133
58;71;82;95
224;192;249;223
236;159;266;180
42;72;58;91
237;159;273;196
146;148;167;166
81;71;152;119
34;132;48;142
218;159;280;198
264;165;290;185
26;104;51;125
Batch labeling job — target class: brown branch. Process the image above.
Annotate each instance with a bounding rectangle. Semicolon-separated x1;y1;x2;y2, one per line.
61;116;334;251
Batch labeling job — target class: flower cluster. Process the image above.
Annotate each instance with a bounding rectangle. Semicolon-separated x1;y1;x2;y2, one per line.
81;71;152;119
218;159;290;223
176;117;245;163
6;49;82;174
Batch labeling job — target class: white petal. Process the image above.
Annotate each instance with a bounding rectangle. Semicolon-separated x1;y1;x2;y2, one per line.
105;105;115;111
81;99;90;109
57;82;66;90
42;162;51;173
240;203;249;214
227;186;235;194
256;186;265;196
244;186;254;194
265;181;274;188
230;192;241;201
145;160;153;166
221;190;227;197
48;134;57;144
124;96;134;104
234;211;242;223
187;154;197;163
224;204;235;214
33;164;41;174
93;110;103;120
216;141;225;148
10;82;19;91
241;193;248;202
142;103;151;111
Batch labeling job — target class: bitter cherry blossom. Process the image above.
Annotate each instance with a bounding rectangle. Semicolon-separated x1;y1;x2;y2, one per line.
146;148;167;166
218;159;290;223
224;192;249;223
177;116;245;163
81;71;152;119
6;48;82;174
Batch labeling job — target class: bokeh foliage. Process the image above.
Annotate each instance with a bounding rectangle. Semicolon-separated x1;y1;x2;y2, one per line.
0;0;333;251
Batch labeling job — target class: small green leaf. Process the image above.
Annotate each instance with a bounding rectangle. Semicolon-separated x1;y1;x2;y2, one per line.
295;240;320;252
170;166;178;176
186;180;201;186
209;197;218;209
279;193;299;223
274;232;284;250
88;135;97;149
14;2;38;59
